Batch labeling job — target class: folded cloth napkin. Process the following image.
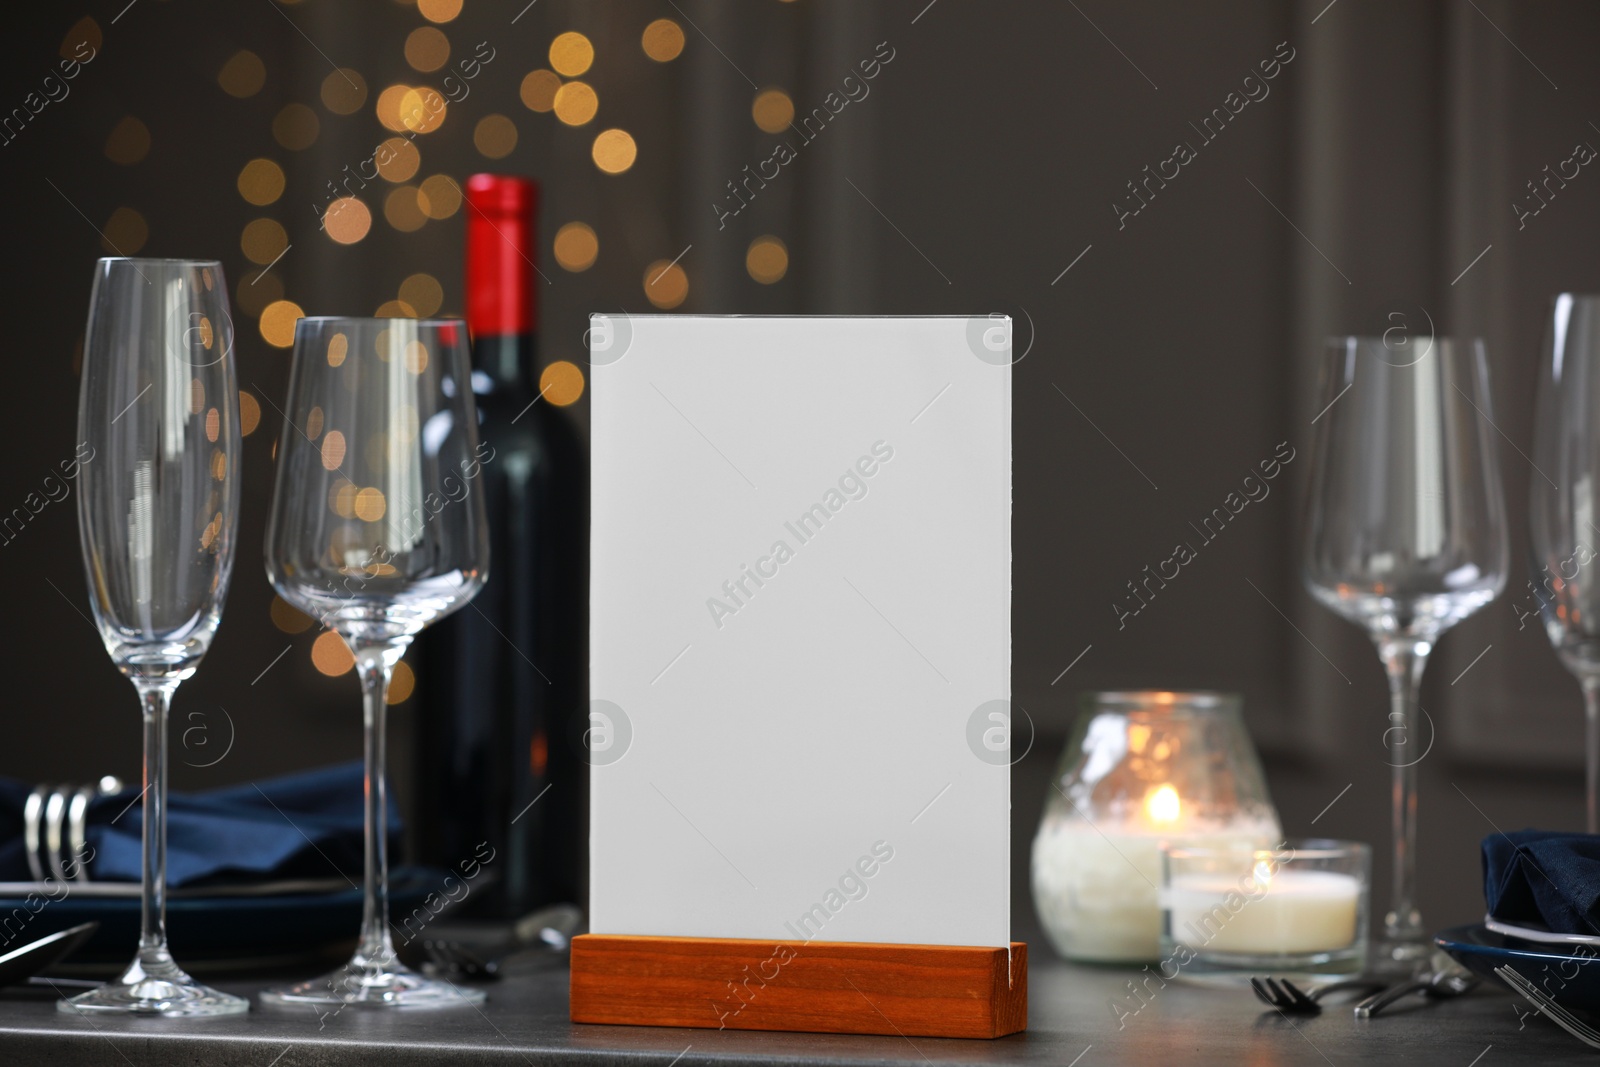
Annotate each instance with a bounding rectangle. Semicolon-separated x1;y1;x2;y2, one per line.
0;762;398;888
1483;829;1600;934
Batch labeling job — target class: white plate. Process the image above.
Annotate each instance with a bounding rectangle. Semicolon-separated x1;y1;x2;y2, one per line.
1484;914;1600;947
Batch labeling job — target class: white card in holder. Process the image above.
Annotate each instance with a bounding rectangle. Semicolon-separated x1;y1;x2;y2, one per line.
589;315;1011;948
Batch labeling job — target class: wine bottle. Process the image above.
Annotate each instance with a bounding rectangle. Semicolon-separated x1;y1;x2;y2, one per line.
412;173;587;919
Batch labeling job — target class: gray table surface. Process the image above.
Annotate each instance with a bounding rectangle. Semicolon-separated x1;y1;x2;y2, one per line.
0;956;1584;1066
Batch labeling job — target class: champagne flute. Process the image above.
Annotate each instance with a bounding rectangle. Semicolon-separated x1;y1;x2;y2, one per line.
262;317;489;1008
1530;294;1600;832
69;258;249;1016
1302;336;1507;972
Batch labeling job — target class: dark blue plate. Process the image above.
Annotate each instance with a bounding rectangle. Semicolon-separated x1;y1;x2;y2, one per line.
0;866;444;974
1437;924;1600;1010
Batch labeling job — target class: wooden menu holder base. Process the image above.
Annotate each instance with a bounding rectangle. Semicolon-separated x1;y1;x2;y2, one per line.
569;935;1026;1039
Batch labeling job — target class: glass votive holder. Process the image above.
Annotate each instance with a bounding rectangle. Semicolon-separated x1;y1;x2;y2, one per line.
1160;838;1370;983
1030;691;1281;963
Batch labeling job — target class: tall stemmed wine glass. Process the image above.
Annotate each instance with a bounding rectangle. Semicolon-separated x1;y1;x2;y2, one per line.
70;258;249;1016
1303;336;1507;973
1531;294;1600;833
263;318;489;1008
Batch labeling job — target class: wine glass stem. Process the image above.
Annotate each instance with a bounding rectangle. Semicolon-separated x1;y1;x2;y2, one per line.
1380;639;1428;948
134;680;176;962
353;642;403;969
1585;677;1600;835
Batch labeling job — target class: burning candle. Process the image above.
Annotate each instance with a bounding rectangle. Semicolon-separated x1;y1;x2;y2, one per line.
1029;691;1282;964
1167;860;1361;955
1031;782;1273;962
1160;840;1371;977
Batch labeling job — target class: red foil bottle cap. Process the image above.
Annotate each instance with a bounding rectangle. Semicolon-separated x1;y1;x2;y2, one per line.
465;174;539;338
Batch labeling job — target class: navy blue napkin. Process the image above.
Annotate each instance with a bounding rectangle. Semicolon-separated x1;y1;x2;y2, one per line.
1483;829;1600;935
0;762;398;888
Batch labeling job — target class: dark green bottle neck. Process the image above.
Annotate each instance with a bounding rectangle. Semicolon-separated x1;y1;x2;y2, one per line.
473;331;539;394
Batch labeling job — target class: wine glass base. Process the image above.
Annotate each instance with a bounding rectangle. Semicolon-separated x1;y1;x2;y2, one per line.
58;959;249;1017
259;960;485;1010
1369;936;1433;978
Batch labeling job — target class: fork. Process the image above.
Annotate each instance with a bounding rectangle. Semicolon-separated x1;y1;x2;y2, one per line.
422;939;500;978
419;903;583;979
1251;976;1384;1014
1497;965;1600;1049
1353;967;1480;1018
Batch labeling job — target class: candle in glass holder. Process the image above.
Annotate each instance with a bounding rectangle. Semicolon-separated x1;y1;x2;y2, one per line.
1167;864;1360;954
1161;840;1370;979
1030;691;1281;963
1031;786;1271;962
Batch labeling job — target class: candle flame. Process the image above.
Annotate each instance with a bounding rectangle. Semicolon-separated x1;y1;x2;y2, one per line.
1252;859;1273;890
1144;783;1181;825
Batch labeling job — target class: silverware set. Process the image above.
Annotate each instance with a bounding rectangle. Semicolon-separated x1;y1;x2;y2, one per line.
1249;976;1383;1014
1251;965;1479;1019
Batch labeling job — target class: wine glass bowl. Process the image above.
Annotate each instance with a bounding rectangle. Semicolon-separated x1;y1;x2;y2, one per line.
1307;584;1502;645
68;258;248;1017
1530;294;1600;830
263;317;489;1009
1304;337;1508;642
1302;335;1507;973
266;318;488;643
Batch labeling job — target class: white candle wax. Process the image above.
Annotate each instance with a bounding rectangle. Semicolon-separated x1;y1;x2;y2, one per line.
1166;869;1360;955
1032;829;1164;961
1031;825;1270;962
